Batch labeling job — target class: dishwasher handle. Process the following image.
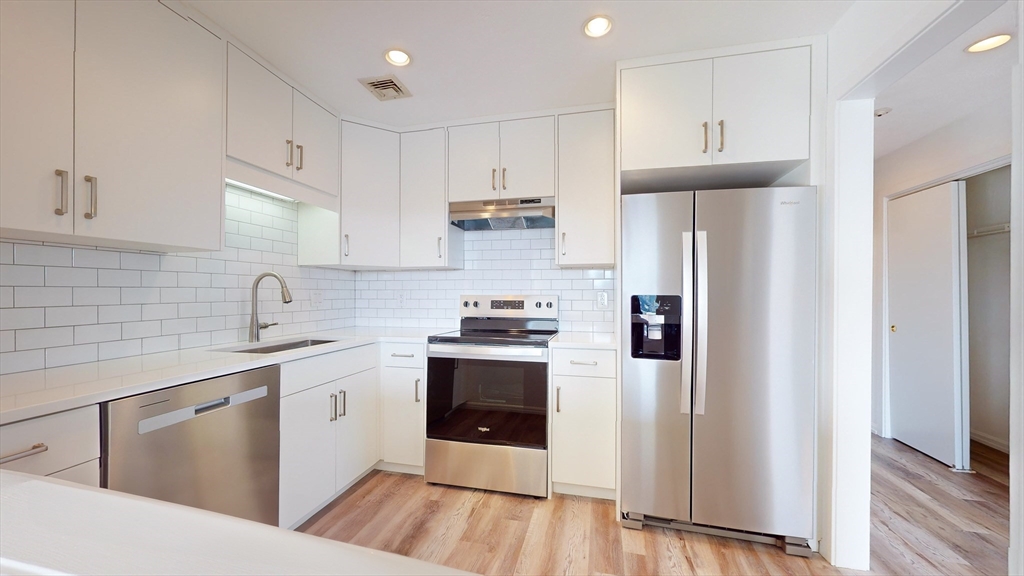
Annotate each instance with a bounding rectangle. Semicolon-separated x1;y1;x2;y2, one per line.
194;397;231;416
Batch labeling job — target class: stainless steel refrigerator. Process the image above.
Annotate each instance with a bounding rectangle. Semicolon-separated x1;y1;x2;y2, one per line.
620;187;816;551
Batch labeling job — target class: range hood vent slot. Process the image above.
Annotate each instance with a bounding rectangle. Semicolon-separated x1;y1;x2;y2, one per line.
359;75;411;101
449;198;555;231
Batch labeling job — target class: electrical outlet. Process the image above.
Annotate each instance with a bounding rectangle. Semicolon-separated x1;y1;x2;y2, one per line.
310;290;324;309
597;291;610;310
398;291;406;309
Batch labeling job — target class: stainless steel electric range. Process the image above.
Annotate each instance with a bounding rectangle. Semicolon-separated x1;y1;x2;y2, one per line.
424;294;558;497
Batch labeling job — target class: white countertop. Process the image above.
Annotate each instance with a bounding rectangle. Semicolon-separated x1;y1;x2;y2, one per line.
0;328;617;425
0;470;467;576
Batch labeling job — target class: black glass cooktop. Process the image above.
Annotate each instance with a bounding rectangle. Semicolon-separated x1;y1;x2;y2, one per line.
427;330;556;348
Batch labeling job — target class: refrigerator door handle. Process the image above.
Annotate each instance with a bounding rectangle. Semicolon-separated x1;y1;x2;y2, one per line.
695;230;708;416
681;231;694;414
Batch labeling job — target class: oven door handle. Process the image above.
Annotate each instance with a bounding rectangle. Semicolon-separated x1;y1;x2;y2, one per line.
426;343;549;363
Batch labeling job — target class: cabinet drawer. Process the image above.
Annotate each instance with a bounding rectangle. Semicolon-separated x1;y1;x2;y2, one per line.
47;458;100;487
0;405;100;477
382;343;424;368
552;349;616;378
281;344;378;397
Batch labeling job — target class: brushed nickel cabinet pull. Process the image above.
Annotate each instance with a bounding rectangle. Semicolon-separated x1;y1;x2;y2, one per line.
717;120;724;153
339;389;347;417
286;139;293;167
561;232;567;256
415;378;421;403
556;386;561;413
343;234;350;257
501;167;507;190
54;169;68;215
570;360;598;366
329;393;337;421
0;443;48;465
491;168;496;191
84;175;97;219
702;122;709;154
296;144;304;171
437;236;443;258
391;353;415;358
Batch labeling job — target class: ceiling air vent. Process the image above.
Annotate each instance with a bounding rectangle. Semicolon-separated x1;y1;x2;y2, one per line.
359;75;411;101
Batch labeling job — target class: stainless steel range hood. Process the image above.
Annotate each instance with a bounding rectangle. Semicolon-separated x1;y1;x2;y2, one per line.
449;198;555;231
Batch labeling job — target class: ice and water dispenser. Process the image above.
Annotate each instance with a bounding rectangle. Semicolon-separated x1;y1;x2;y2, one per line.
630;295;682;361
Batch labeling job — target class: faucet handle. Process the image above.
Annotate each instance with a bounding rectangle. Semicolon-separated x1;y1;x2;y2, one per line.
258;322;278;330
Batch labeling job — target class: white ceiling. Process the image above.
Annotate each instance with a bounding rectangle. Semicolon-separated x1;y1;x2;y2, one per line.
186;0;853;128
874;1;1018;159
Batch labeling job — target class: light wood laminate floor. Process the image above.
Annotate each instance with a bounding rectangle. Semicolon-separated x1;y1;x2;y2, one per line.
300;437;1009;575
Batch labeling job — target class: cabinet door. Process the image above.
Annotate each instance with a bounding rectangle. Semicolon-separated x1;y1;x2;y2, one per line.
0;0;75;237
448;122;499;202
620;59;713;171
499;116;554;199
557;111;614;268
552;375;615;489
279;382;336;529
227;44;294;178
712;47;810;165
400;129;448;268
336;367;380;490
292;90;339;196
74;1;223;251
341;122;400;267
381;366;425;467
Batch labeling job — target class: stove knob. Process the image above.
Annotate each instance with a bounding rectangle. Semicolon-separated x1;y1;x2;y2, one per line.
473;301;479;308
546;301;553;309
463;301;469;308
535;301;542;309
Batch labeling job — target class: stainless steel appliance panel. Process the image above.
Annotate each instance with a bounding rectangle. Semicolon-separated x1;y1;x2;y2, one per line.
425;439;547;497
691;187;816;538
104;366;280;526
621;190;694;523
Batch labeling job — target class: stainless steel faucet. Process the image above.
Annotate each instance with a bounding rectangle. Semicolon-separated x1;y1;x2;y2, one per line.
249;272;293;342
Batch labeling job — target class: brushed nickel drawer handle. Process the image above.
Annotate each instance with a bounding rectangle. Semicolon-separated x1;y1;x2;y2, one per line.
286;139;294;167
717;120;724;153
339;389;347;417
491;168;496;191
702;122;709;154
84;175;97;219
501;167;506;190
569;360;598;366
330;393;337;421
295;144;304;170
561;232;567;256
438;236;443;258
391;353;415;358
343;234;350;257
54;169;68;215
1;443;48;465
556;386;561;413
415;378;421;403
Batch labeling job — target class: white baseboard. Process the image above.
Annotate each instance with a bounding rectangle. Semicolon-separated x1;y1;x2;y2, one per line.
552;482;616;501
971;429;1010;453
375;461;424;476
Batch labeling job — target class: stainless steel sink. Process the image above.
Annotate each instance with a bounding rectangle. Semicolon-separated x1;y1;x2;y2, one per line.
226;339;336;354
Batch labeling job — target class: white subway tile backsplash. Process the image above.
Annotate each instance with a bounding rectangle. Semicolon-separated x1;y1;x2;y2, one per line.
98;269;141;287
0;349;44;374
0;243;12;264
73;287;120;306
17;326;74;350
160;255;197;273
14;244;72;267
120;253;160;271
141;271;178;287
141;303;178;321
45;343;97;368
74;323;121;344
120;287;161;305
142;335;179;355
14;287;72;308
98;339;141;361
161;318;196;335
0;287;12;308
98;305;141;324
73;248;121;269
2;308;45;330
1;265;44;286
45;306;98;327
0;331;13;353
45;267;98;287
122;321;161;340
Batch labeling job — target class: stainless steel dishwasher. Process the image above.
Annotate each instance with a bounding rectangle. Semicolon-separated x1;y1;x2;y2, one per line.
103;365;280;525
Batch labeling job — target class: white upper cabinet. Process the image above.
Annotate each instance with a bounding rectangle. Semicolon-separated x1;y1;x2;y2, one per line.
292;91;339;195
400;129;463;269
620;60;713;172
0;0;76;239
73;0;223;252
448;117;555;202
341;121;400;268
712;47;810;165
499;116;555;199
335;367;380;491
226;44;339;199
447;122;499;202
227;44;293;179
620;46;811;172
557;111;614;268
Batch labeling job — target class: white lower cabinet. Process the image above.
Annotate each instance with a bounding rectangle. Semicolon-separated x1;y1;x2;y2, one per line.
380;366;425;467
335;367;380;491
552;351;616;492
0;405;100;487
279;380;337;529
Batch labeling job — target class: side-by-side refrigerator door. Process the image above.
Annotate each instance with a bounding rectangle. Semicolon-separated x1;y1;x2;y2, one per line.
691;187;816;539
621;191;694;524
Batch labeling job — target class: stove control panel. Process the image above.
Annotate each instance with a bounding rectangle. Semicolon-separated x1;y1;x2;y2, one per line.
459;295;558;319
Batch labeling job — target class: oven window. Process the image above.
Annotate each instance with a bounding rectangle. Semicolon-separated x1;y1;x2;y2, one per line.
427;357;547;449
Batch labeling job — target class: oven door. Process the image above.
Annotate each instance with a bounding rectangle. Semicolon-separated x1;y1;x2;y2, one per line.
426;344;548;450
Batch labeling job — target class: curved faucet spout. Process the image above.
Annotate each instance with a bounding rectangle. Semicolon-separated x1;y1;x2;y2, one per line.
249;272;292;342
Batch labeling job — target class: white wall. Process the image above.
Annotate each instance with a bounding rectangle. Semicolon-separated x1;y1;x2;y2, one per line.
872;106;1013;433
966;166;1012;453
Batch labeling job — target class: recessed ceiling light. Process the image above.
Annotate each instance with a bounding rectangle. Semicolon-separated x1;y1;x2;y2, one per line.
874;107;892;118
384;49;411;66
966;34;1011;53
584;15;612;38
